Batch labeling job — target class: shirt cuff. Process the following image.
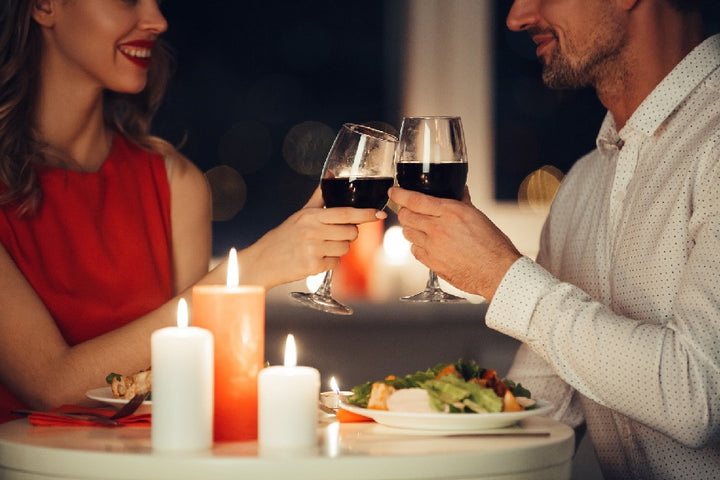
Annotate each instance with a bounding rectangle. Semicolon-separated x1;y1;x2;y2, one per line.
485;256;558;342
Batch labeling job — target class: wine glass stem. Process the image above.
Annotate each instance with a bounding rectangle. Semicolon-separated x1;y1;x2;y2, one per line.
315;269;334;297
426;270;441;290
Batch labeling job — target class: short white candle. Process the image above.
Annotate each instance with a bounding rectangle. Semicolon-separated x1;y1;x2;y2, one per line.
258;334;320;448
151;298;214;451
320;376;352;410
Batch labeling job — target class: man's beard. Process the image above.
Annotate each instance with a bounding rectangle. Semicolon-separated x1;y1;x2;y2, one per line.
542;48;595;89
540;25;626;90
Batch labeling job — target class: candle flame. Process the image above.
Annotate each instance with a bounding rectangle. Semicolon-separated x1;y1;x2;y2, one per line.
177;298;189;328
227;247;239;288
284;334;297;367
330;376;340;394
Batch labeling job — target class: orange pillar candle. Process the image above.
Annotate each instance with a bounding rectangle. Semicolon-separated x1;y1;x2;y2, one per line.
192;248;265;442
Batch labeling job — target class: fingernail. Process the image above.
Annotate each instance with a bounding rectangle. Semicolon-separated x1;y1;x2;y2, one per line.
376;210;388;219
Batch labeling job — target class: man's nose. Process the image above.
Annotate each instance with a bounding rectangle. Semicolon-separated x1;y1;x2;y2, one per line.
506;0;541;32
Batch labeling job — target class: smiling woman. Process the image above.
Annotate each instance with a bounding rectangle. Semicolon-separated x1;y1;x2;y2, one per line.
32;0;169;95
0;0;387;423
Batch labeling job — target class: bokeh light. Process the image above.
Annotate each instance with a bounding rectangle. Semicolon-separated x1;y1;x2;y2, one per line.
382;226;412;265
205;165;247;221
518;165;564;214
282;121;335;175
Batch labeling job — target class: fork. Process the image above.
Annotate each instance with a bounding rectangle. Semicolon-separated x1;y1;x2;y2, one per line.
109;392;148;419
64;392;147;420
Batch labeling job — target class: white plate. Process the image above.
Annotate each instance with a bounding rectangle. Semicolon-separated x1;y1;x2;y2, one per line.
340;399;553;431
86;387;152;415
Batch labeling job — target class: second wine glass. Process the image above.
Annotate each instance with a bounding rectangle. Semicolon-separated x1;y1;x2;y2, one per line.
395;116;468;303
290;123;397;315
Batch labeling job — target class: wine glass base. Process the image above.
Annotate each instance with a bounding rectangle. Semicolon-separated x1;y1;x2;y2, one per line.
400;288;467;303
290;292;354;315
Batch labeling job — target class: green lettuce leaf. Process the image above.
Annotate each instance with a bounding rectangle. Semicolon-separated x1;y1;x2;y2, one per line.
421;375;502;413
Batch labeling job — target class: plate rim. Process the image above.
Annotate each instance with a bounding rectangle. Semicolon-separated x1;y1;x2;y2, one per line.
85;386;152;406
340;398;552;429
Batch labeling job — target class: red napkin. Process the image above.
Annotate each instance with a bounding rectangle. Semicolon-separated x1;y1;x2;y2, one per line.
336;408;373;423
22;404;151;427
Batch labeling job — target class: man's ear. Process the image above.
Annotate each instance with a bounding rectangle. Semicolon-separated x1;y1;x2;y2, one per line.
32;0;56;27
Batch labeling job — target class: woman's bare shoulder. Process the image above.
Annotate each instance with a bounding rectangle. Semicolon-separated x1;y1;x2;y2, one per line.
162;148;209;198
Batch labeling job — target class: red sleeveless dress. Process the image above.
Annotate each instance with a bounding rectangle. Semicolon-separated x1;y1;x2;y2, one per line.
0;136;173;422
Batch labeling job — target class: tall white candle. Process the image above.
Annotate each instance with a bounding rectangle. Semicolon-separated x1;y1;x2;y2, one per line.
151;298;214;451
258;334;320;448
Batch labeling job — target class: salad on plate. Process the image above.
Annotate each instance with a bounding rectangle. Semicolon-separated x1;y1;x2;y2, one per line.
346;359;536;415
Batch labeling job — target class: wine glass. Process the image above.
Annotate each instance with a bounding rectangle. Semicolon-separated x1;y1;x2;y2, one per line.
395;116;468;303
291;123;397;315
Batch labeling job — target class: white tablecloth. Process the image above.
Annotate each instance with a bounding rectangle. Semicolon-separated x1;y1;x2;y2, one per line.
0;415;573;480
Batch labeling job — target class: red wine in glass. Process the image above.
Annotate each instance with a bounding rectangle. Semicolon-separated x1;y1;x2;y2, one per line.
290;123;397;315
394;116;469;303
321;177;395;209
395;163;468;200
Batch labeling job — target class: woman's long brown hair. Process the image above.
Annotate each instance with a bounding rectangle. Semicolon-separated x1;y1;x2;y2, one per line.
0;0;175;217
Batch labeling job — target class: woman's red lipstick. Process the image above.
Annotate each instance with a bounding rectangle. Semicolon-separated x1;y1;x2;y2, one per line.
118;40;155;69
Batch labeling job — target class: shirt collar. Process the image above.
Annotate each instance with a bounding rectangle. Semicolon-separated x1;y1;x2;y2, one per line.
596;33;720;152
596;112;621;154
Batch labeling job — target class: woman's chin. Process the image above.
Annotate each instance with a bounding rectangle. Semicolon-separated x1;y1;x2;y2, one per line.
108;77;149;95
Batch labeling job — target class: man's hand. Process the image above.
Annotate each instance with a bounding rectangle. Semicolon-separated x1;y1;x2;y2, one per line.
388;186;521;300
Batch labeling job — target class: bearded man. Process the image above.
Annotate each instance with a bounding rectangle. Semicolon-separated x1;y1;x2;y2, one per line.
389;1;720;478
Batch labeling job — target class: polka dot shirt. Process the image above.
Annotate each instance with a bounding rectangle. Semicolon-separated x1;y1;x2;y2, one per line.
486;34;720;479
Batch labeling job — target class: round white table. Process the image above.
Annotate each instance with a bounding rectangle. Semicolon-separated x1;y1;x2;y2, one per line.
0;416;573;480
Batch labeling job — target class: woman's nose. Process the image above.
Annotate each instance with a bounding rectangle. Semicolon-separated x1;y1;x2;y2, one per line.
139;0;168;35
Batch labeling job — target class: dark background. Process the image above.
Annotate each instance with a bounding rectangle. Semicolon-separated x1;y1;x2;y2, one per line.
151;0;606;256
492;2;605;199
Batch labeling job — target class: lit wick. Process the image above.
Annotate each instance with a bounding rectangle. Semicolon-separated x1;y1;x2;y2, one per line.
330;376;340;395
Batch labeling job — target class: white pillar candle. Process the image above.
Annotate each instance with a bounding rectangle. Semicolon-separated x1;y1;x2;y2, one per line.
258;334;320;448
151;298;214;451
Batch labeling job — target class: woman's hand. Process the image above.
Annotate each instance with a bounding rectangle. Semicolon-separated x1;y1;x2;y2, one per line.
239;187;386;289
